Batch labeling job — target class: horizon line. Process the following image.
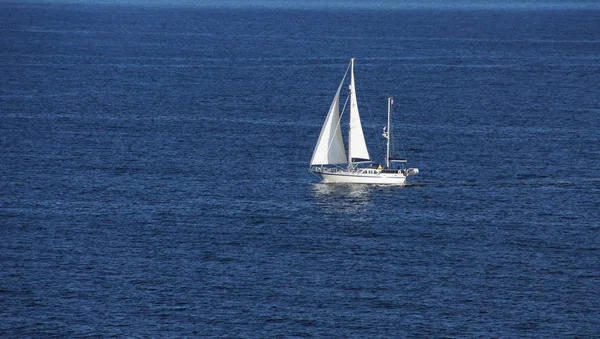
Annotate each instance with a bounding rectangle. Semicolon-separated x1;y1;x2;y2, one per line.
9;0;600;10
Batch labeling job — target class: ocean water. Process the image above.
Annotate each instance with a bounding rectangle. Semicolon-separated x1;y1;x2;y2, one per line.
1;2;599;337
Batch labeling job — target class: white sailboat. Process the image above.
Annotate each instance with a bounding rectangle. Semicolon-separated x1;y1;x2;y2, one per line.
309;58;419;184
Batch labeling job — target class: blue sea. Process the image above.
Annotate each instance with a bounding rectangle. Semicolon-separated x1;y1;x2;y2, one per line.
1;2;599;337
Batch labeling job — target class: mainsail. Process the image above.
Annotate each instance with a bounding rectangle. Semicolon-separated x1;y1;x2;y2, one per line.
348;59;370;163
310;69;348;166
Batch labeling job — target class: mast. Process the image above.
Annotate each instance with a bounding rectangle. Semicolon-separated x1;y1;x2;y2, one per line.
386;97;392;168
384;97;408;168
347;58;355;170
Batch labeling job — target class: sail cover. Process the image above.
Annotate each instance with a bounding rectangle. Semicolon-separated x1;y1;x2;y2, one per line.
348;59;371;163
310;76;347;165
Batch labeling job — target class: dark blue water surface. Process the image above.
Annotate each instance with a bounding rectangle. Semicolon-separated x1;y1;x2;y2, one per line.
2;2;599;337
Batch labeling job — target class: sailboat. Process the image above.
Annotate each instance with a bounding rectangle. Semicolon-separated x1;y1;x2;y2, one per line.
309;58;419;184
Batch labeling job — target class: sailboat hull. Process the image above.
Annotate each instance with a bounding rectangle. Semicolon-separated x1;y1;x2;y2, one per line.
309;59;419;185
315;170;407;185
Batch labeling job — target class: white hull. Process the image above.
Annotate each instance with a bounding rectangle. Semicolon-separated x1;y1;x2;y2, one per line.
313;169;408;185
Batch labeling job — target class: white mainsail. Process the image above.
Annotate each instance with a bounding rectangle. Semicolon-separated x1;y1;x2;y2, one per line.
310;72;348;166
348;59;370;164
